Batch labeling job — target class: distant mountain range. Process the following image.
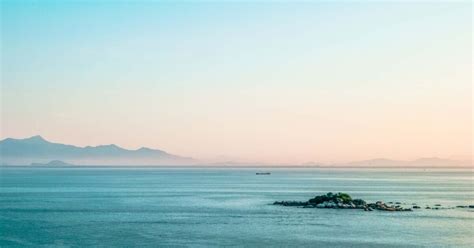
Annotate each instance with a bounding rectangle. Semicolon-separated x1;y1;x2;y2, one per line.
0;135;196;166
0;135;471;167
30;160;74;166
333;157;472;167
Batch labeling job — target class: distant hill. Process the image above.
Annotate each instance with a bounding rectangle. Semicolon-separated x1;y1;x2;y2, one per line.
0;135;196;166
335;157;472;167
31;160;74;166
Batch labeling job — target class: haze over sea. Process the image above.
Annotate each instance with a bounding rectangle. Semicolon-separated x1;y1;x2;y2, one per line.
1;166;472;247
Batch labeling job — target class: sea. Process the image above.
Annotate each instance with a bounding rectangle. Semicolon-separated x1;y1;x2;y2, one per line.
0;167;473;247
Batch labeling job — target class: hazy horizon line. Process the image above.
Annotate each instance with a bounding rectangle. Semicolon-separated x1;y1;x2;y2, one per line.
1;134;471;166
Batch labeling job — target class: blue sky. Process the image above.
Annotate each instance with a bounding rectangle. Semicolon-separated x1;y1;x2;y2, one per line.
1;1;472;163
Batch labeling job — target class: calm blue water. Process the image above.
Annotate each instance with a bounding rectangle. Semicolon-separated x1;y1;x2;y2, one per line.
1;167;473;247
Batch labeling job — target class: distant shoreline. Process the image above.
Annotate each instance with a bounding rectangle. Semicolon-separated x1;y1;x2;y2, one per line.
1;165;473;169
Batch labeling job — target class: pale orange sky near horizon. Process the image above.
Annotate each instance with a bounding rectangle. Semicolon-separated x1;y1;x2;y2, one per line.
1;2;472;164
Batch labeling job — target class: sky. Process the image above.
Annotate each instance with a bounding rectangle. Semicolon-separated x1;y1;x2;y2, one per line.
1;1;472;164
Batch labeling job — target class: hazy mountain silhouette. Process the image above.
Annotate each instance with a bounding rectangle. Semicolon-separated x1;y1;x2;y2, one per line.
31;160;74;166
336;157;472;167
0;135;195;165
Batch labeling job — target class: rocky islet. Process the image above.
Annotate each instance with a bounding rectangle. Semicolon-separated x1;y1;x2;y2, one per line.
274;192;473;212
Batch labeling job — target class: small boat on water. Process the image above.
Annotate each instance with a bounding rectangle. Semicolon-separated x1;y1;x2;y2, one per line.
256;172;271;175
